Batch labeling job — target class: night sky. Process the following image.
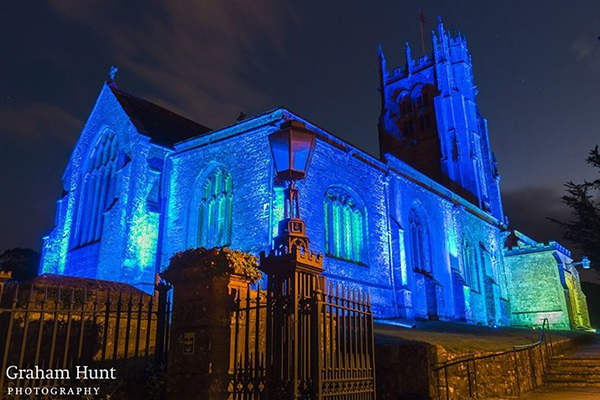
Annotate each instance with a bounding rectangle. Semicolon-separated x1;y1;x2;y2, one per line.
1;1;599;279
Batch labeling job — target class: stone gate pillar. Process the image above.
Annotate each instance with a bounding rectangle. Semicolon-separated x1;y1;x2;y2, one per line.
162;248;256;400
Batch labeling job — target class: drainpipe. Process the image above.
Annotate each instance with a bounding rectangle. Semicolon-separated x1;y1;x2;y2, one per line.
383;174;399;317
154;152;170;284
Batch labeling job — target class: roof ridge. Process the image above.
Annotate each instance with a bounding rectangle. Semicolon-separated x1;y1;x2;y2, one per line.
108;84;212;148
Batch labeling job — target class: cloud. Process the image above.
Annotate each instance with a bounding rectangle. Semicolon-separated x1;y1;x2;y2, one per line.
45;0;301;126
0;104;82;146
0;103;82;251
571;35;600;70
502;185;572;244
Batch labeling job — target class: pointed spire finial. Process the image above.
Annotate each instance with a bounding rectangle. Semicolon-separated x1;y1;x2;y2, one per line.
109;65;119;82
434;15;449;60
378;44;387;71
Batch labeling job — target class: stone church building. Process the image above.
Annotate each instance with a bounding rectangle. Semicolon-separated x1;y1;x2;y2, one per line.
40;19;590;329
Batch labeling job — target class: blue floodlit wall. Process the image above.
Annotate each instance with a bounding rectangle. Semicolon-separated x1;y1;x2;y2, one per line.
39;92;513;320
40;83;165;292
384;154;510;325
154;107;511;320
160;110;397;316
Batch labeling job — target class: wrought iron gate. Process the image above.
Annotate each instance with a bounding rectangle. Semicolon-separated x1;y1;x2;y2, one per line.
229;278;376;400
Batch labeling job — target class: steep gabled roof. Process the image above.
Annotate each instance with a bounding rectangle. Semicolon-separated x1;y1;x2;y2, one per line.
109;84;212;148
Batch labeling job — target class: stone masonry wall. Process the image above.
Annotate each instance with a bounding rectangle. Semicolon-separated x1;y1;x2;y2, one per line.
505;249;571;329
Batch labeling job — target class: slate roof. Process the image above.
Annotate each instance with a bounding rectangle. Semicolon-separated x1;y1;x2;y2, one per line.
109;84;212;148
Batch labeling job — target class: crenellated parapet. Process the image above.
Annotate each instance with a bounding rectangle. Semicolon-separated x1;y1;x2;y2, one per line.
505;240;572;258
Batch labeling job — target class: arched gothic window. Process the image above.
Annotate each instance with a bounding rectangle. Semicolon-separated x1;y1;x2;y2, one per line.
408;208;432;273
461;238;480;291
197;167;233;248
324;187;367;263
73;130;120;247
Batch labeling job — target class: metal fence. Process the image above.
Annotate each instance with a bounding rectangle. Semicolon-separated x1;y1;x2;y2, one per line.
432;318;553;399
0;281;172;395
315;283;377;400
229;279;376;400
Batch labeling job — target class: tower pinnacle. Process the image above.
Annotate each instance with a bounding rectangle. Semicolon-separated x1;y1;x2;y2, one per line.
405;42;414;74
377;44;388;114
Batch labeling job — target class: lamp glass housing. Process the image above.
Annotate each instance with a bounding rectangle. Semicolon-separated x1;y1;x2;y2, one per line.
582;255;591;269
268;122;316;182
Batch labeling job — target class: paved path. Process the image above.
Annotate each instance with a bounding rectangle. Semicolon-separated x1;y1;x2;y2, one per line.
567;336;600;359
518;386;600;399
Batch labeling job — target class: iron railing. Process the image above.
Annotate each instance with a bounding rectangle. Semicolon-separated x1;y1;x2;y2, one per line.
0;281;171;396
230;285;267;399
432;318;553;399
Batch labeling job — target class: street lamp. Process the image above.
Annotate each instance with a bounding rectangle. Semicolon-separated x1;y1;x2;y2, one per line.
262;122;325;400
268;120;316;183
268;120;317;253
570;255;591;270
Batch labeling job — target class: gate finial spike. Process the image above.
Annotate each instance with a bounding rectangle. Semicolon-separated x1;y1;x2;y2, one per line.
13;284;19;301
29;284;35;302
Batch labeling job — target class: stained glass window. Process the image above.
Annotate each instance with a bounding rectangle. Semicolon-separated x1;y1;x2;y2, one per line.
461;238;480;291
198;168;233;248
324;187;367;263
73;129;119;247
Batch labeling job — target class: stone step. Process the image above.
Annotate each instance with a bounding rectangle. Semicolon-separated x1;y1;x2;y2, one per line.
549;358;600;367
544;380;600;388
544;372;600;385
547;364;600;374
546;369;600;377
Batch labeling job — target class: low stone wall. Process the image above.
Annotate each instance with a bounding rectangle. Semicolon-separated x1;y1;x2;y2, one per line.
433;342;551;399
376;341;440;399
375;334;593;399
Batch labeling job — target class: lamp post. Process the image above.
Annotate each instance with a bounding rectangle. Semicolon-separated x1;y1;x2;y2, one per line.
267;119;317;254
261;120;323;400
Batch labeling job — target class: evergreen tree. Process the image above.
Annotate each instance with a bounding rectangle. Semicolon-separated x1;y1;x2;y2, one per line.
552;146;600;272
0;248;40;281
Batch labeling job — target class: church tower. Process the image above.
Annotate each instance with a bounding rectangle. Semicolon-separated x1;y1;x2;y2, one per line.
378;17;503;220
